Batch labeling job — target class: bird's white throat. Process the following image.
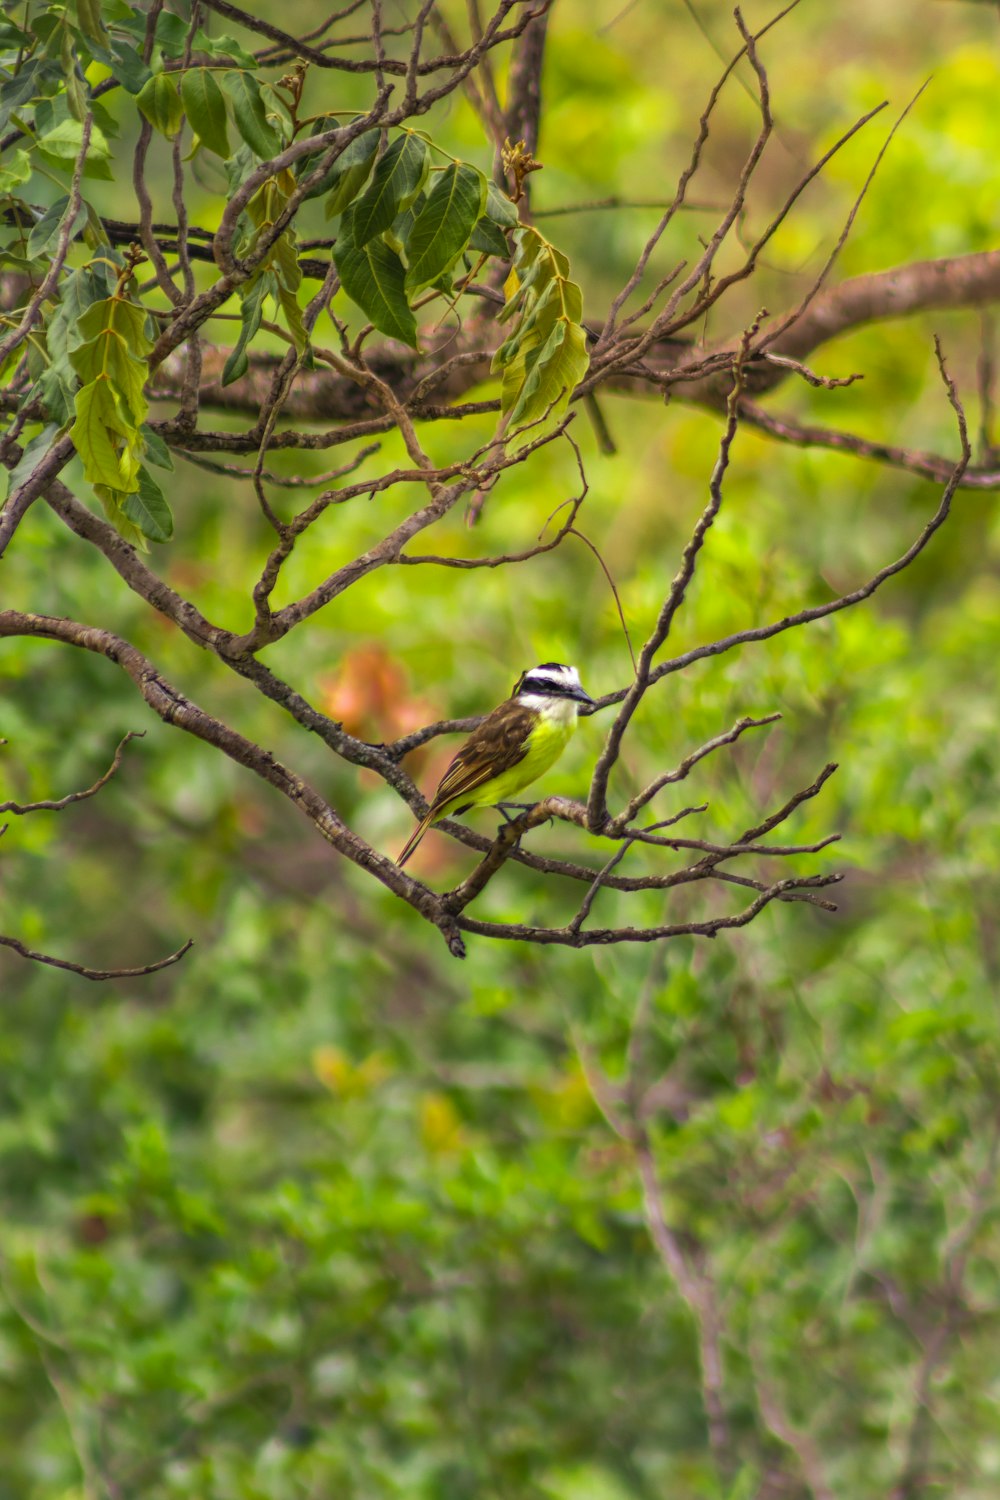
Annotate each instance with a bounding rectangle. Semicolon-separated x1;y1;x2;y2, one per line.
519;692;580;726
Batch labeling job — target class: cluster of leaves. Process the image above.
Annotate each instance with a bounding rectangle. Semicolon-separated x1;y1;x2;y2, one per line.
8;258;175;548
493;227;590;426
0;0;591;551
0;0;256;176
223;167;308;384
322;124;593;405
331;132;493;350
138;55;271;157
65;262;174;545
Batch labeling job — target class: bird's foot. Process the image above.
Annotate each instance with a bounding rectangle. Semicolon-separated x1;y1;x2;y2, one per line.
496;800;537;823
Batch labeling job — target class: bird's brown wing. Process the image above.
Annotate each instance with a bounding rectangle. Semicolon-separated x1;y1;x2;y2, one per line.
428;699;536;815
396;701;535;867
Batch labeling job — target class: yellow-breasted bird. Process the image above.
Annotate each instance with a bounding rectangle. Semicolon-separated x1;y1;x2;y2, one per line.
396;662;594;867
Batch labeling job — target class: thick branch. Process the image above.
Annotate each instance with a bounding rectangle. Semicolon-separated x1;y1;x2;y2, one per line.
773;248;1000;365
0;611;467;957
130;244;1000;488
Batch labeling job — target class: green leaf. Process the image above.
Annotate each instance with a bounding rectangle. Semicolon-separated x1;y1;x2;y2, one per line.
66;296;152;498
65;68;88;125
76;296;153;359
222;71;282;160
224;143;257;197
46;262;117;363
0;20;31;47
27;194;86;258
387;192;425;250
36;117;111;161
122;465;173;542
98;0;136;21
513;278;564;351
469;216;509;258
30;10;66;49
109;39;151;95
0;247;46;278
180;69;230;159
259;83;294;141
36;364;75;425
507;318;589;426
70;377;141;492
348;133;428;248
272;233;307;352
8;424;60;494
496;257;554;331
222;272;271;385
0;149;32;193
404;163;485;294
81;198;110;250
136;72;184;139
95;484;148;548
499;343;527;414
489;223;588;429
72;0;109;48
25;331;46;382
106;335;149;424
155;11;191;56
140;425;175;471
334;237;418;348
318;128;379;215
194;31;258;68
485;181;519;228
60;22;89;121
0;60;49;126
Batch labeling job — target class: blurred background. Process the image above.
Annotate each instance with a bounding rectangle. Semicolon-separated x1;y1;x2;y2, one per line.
3;0;1000;1494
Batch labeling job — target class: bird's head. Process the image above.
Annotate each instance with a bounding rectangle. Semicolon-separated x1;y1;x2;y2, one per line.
512;662;595;709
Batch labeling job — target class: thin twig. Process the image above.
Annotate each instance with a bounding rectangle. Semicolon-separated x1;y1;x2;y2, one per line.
0;933;194;981
0;732;144;814
588;316;760;827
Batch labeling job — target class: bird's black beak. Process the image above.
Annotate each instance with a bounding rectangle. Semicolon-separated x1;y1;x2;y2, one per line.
571;683;595;706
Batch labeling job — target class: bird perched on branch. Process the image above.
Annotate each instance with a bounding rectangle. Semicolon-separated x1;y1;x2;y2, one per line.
397;662;594;868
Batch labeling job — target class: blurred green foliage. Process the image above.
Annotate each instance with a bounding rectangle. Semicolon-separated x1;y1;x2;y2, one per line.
3;0;1000;1495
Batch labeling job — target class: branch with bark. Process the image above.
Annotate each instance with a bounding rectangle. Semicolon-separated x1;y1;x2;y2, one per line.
0;732;193;980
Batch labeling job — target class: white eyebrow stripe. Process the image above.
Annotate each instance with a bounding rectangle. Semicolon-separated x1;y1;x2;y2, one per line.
522;665;579;688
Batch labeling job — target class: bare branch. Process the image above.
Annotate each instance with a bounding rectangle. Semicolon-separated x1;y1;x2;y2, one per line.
607;713;781;831
0;933;194;982
596;0;799;347
739;399;1000;489
588;317;759;827
589;341;972;714
0;434;78;561
758;79;932;358
456;870;841;947
0;732;144;814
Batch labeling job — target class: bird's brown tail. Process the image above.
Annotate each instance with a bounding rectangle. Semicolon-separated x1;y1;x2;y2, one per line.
396;807;438;868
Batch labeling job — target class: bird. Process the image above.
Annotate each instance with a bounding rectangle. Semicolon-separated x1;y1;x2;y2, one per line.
396;662;594;868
